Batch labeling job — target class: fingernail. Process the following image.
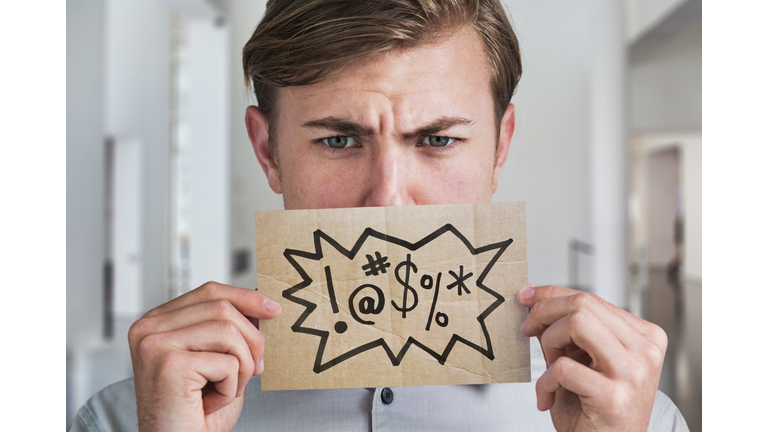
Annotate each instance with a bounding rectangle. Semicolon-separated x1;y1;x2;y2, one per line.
258;358;264;375
528;283;534;288
237;385;245;397
520;286;534;301
520;319;528;334
264;298;280;312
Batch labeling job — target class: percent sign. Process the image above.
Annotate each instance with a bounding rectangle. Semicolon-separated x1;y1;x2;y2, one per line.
420;272;447;331
391;254;475;331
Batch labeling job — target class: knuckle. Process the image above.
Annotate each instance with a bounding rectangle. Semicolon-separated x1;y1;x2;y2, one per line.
569;307;592;328
222;353;240;372
217;319;239;337
135;332;163;362
251;329;265;351
625;358;646;386
649;323;669;352
571;292;599;310
157;349;184;373
539;327;550;346
552;356;572;376
128;319;147;347
608;384;630;412
211;298;235;317
198;281;222;298
539;327;556;350
529;301;544;320
141;304;164;319
242;351;256;372
644;338;666;367
571;292;590;309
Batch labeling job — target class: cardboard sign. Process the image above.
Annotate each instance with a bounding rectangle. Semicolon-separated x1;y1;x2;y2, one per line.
255;202;530;390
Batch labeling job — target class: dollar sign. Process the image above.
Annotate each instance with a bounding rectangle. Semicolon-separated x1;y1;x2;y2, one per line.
391;254;419;318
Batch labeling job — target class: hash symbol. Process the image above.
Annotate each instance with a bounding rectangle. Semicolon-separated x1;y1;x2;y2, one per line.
446;265;473;296
362;251;391;276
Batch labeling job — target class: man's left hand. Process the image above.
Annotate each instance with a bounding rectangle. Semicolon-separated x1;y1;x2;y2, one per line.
518;284;667;432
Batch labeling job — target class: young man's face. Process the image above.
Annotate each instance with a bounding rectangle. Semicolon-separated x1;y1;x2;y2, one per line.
247;27;515;210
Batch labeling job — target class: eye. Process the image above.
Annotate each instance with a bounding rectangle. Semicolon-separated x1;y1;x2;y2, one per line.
422;136;455;147
322;136;357;149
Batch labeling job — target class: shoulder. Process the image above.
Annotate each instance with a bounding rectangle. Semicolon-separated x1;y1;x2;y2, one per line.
68;378;138;432
648;390;690;432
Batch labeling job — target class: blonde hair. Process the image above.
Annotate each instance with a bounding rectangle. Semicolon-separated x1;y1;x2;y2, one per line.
243;0;521;143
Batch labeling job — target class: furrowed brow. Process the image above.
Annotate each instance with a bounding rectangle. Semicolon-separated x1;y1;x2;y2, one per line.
301;117;375;138
402;117;475;141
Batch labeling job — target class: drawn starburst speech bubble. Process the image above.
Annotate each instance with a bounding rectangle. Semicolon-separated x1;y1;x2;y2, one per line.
282;224;512;374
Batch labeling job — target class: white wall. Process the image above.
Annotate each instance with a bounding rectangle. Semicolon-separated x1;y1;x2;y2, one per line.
67;1;109;424
67;1;232;425
588;0;628;308
629;18;702;131
104;0;172;312
226;0;283;291
492;1;592;289
626;0;687;41
496;0;627;305
67;0;106;349
187;20;231;289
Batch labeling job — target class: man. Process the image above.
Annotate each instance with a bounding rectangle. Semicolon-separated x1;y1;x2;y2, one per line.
70;1;688;431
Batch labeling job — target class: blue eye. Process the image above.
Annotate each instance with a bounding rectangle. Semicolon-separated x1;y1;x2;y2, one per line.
322;136;356;149
422;136;455;147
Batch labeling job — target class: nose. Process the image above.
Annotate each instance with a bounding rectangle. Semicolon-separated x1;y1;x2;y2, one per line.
363;145;414;207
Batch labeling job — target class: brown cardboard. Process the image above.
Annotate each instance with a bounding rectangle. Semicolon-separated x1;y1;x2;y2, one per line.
254;202;530;390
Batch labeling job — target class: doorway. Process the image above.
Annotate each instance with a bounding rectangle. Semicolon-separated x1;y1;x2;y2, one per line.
628;132;701;432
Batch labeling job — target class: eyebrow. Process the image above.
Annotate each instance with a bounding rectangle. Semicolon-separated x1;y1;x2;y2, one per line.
301;116;475;140
302;117;375;138
402;117;475;141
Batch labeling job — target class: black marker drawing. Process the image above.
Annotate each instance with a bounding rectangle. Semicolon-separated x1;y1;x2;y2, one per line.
362;251;390;276
348;284;385;325
422;272;446;331
391;254;418;319
282;224;512;374
447;265;473;296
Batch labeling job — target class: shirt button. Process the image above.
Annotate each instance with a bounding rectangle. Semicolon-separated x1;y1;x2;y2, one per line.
381;387;394;405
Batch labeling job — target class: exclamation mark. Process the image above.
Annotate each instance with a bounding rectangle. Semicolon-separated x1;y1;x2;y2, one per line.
324;266;347;333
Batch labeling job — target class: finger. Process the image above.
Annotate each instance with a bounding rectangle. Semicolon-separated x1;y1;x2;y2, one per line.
533;336;593;373
133;299;265;376
154;320;256;396
536;356;610;411
539;308;625;374
144;281;281;320
519;285;666;349
566;346;593;367
522;291;642;350
522;289;666;356
185;351;240;415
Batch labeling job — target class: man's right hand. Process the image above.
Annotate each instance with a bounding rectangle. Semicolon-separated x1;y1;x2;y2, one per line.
128;281;281;432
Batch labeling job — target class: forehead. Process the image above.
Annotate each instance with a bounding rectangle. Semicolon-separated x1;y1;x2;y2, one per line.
275;28;494;133
328;28;489;94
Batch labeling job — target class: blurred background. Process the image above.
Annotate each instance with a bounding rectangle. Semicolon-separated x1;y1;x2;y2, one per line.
67;0;701;429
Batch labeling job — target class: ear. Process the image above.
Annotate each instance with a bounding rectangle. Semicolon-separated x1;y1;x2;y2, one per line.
492;103;515;193
245;106;282;194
